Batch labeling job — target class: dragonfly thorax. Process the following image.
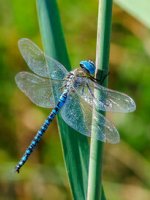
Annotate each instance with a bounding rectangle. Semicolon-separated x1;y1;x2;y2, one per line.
63;70;87;93
63;72;76;91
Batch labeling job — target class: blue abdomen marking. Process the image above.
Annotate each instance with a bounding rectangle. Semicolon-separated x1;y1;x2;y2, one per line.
15;91;68;173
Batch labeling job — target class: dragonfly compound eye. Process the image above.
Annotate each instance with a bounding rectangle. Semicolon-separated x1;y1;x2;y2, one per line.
80;60;96;76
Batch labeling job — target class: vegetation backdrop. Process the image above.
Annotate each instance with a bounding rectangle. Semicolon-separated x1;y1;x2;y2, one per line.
0;0;150;199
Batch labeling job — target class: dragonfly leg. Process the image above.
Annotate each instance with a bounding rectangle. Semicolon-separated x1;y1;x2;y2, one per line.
89;70;110;85
86;83;95;98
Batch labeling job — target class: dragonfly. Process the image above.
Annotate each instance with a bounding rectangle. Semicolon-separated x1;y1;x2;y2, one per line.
15;38;136;173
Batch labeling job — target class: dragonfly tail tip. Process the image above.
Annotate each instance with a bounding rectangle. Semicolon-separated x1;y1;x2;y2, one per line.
15;165;20;173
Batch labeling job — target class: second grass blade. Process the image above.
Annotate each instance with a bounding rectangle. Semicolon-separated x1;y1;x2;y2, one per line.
87;0;113;199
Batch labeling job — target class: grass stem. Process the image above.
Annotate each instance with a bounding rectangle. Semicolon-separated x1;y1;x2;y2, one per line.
87;1;113;199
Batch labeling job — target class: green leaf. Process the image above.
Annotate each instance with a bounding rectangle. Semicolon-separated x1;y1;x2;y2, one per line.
36;0;89;199
114;0;150;28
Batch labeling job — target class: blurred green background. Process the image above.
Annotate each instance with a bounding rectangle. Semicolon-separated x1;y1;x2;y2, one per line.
0;0;150;199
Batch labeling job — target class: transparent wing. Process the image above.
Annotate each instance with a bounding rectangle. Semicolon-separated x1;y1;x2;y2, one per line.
15;72;63;108
74;77;136;113
18;38;68;79
61;91;120;144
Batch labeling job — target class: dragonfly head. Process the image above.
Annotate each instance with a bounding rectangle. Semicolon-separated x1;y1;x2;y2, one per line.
80;60;95;76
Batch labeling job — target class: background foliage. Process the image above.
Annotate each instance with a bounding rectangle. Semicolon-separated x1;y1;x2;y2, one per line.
0;0;150;199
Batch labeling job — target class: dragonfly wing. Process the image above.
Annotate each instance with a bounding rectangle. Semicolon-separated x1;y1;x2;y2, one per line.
18;38;68;79
60;91;120;144
74;77;136;113
15;72;63;108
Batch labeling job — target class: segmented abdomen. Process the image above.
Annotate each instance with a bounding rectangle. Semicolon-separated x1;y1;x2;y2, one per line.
15;91;68;173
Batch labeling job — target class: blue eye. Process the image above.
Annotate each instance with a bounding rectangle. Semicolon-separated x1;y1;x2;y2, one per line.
80;60;96;76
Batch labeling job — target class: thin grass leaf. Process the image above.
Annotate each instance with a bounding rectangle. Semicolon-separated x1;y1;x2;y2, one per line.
36;0;89;199
87;0;113;199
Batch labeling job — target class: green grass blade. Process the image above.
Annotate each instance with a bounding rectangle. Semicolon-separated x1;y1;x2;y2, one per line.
87;0;113;199
36;0;89;199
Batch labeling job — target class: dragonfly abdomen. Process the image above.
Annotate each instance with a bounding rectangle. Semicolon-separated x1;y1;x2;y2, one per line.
15;91;68;173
